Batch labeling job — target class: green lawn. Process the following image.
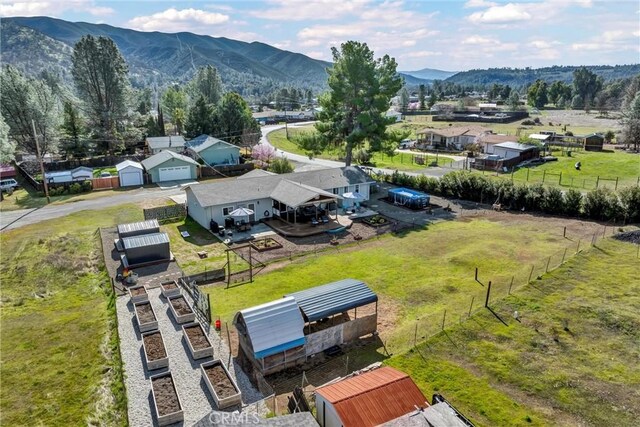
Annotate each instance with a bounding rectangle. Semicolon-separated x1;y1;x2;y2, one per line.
203;217;592;353
492;149;640;189
267;127;455;171
0;205;140;426
162;216;248;275
388;237;640;426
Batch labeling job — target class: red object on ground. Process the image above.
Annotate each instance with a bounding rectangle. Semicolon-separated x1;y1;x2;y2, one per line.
215;319;221;331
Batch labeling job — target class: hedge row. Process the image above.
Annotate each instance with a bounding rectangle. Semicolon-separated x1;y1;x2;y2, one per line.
47;181;92;196
376;170;640;223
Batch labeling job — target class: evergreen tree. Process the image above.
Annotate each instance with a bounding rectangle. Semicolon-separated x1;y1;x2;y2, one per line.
60;101;87;158
188;65;223;106
213;92;260;146
184;96;214;138
418;84;426;110
157;105;165;136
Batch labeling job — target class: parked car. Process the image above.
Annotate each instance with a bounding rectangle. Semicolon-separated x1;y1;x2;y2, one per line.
0;178;18;193
99;171;112;178
399;139;416;149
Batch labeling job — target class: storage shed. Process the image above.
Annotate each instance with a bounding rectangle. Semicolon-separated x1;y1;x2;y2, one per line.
116;160;144;187
122;232;171;266
117;219;160;239
582;133;604;151
388;187;430;209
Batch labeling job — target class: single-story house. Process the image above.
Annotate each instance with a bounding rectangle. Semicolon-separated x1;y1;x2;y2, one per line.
141;150;199;183
0;164;16;178
185;134;240;166
185;166;374;231
385;109;402;123
146;135;186;154
45;166;93;184
315;366;428;427
116;160;144;187
235;278;378;376
416;126;488;150
493;142;539;161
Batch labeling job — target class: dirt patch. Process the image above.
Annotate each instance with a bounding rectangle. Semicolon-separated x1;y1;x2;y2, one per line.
184;324;211;350
135;303;156;324
143;332;167;360
130;287;147;296
170;296;193;316
203;364;238;398
162;281;178;290
151;375;180;416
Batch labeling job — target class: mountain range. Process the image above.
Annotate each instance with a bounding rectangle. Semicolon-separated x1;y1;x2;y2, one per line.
1;16;638;96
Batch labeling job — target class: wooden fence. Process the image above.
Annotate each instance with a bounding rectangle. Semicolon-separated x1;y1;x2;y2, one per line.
92;176;120;190
143;204;186;221
200;163;254;178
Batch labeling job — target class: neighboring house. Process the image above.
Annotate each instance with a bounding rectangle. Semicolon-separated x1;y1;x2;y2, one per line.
314;366;429;427
116;160;144;187
185;166;374;231
234;279;378;376
416;126;488;150
45;166;92;184
141;151;199;183
146;135;186;154
185;134;240;166
385;109;402;122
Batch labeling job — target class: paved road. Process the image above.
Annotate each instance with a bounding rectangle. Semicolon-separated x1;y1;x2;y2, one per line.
260;123;453;178
0;184;187;232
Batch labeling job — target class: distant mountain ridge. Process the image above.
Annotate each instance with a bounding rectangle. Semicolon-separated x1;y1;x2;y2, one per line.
445;65;640;87
401;68;458;81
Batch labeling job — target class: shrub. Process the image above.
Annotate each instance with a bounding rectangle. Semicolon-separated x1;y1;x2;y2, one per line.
69;183;82;194
521;119;536;125
564;189;583;216
618;186;640;223
268;157;294;174
542;187;565;214
82;180;92;192
583;188;620;221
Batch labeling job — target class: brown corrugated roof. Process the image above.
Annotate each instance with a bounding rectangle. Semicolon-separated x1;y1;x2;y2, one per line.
316;367;428;427
479;134;516;144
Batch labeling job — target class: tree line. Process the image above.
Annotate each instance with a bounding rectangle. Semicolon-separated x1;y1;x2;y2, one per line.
0;35;260;160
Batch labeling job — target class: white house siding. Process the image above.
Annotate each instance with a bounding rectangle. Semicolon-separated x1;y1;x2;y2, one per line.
314;395;342;427
186;191;209;230
493;147;521;160
189;197;274;230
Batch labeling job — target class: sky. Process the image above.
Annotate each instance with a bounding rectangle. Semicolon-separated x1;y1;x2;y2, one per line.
1;0;639;71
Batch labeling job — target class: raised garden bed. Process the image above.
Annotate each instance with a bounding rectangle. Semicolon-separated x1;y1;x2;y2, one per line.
362;215;390;227
150;371;183;426
142;331;169;370
160;280;181;299
168;295;196;324
134;301;158;333
200;360;242;409
128;285;148;304
250;237;283;252
182;322;213;360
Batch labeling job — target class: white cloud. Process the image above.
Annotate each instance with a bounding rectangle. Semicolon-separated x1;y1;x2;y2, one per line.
464;0;498;8
305;50;327;59
128;8;229;32
403;51;442;58
273;40;291;49
462;35;498;45
299;39;322;47
298;23;367;40
467;3;531;24
253;0;370;21
0;0;113;17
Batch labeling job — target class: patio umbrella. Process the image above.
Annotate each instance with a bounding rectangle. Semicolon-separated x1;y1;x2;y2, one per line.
229;207;254;218
342;191;364;200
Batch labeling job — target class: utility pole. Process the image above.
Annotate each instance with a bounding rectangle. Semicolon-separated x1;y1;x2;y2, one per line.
32;119;50;203
284;105;289;139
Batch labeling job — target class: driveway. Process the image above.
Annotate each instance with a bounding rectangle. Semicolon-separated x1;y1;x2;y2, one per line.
0;185;186;232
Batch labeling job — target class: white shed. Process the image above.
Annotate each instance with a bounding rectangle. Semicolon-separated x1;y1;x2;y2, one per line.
116;160;144;187
71;166;93;181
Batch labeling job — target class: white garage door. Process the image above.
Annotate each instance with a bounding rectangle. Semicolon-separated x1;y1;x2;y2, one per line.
120;171;143;187
159;166;191;182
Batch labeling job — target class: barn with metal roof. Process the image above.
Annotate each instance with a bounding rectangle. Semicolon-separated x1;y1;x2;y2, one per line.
117;219;160;239
121;232;171;266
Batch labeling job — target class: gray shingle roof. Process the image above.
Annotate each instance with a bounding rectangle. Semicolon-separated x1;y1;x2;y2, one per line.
270;180;338;207
146;135;186;150
141;150;199;170
286;279;377;322
185;134;238;153
187;166;372;208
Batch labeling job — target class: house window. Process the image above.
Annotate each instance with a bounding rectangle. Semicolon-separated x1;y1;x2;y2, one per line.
355;184;360;193
222;206;234;216
332;188;339;195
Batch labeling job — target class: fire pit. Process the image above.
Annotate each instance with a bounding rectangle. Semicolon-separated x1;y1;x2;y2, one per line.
134;301;158;333
168;295;196;324
200;360;242;409
142;331;169;370
160;280;181;299
128;285;148;304
182;322;213;360
150;371;183;426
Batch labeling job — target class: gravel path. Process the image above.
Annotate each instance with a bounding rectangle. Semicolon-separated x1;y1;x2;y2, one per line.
117;287;267;426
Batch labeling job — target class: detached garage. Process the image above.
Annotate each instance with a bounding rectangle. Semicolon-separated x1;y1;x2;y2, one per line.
116;160;144;187
141;151;199;184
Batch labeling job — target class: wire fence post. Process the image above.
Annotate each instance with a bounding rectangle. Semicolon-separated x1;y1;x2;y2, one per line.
528;265;534;282
508;276;514;295
545;256;551;273
413;321;418;348
576;239;581;253
468;296;475;317
485;281;492;307
562;247;567;264
442;310;447;331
